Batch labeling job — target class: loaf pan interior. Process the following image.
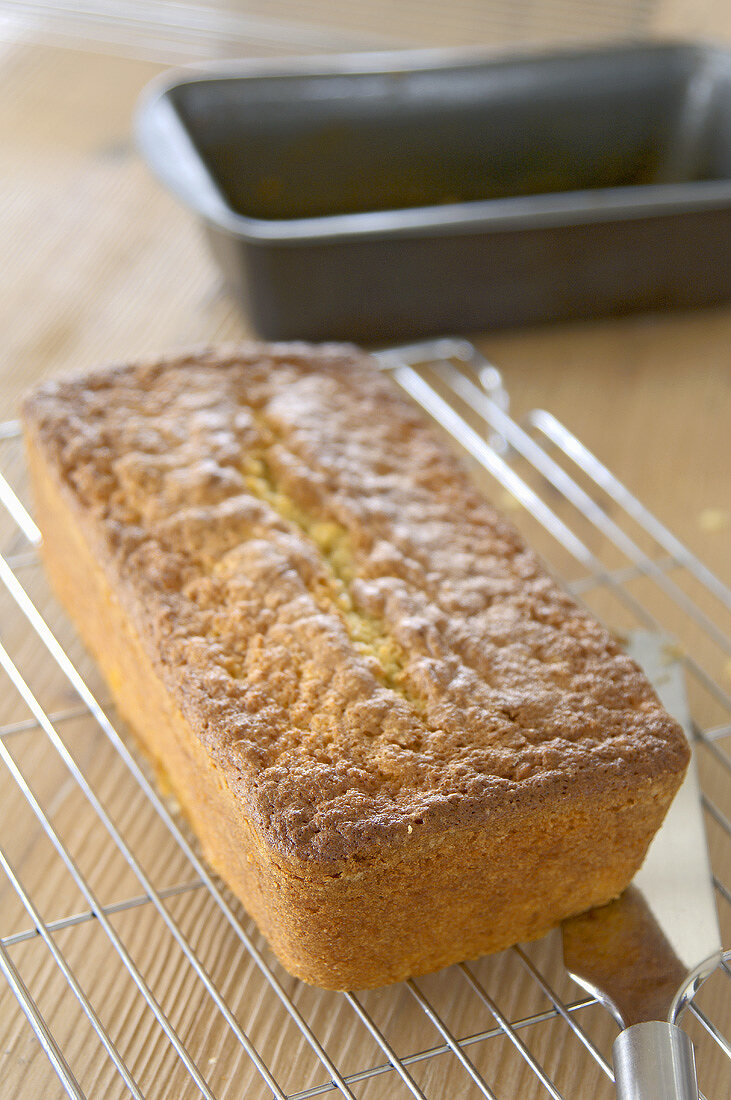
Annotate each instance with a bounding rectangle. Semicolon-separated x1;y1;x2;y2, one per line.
164;43;731;226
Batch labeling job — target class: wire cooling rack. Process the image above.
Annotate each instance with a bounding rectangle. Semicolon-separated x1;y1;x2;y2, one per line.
0;338;729;1099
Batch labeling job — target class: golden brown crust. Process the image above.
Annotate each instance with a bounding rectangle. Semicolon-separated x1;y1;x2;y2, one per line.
22;342;689;877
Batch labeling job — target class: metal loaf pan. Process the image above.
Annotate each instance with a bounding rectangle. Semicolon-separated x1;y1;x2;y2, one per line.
136;43;731;342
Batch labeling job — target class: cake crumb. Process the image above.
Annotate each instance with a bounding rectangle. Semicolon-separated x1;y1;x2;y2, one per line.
498;489;522;512
698;508;729;533
661;642;686;665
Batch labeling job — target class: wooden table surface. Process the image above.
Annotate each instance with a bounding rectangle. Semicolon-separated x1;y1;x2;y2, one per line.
0;5;728;1099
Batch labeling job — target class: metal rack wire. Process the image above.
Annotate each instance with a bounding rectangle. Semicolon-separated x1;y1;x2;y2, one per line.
0;339;728;1098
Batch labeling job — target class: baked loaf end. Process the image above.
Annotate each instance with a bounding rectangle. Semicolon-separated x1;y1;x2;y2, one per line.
23;342;689;988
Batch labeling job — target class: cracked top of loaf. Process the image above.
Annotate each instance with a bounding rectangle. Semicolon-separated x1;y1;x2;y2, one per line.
23;343;689;865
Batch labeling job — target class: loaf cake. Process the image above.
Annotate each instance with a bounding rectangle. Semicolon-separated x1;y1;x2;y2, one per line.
22;343;689;989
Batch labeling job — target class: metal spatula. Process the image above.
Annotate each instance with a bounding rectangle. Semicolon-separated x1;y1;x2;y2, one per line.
562;633;722;1100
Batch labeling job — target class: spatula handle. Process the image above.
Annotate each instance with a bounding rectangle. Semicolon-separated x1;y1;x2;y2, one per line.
613;1021;698;1100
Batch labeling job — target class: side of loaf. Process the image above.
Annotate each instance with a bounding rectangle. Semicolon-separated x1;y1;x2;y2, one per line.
22;343;689;989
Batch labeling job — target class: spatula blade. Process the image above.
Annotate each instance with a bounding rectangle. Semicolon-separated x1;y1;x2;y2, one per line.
562;631;722;1028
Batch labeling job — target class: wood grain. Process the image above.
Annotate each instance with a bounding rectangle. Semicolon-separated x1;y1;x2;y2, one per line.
0;11;728;1099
